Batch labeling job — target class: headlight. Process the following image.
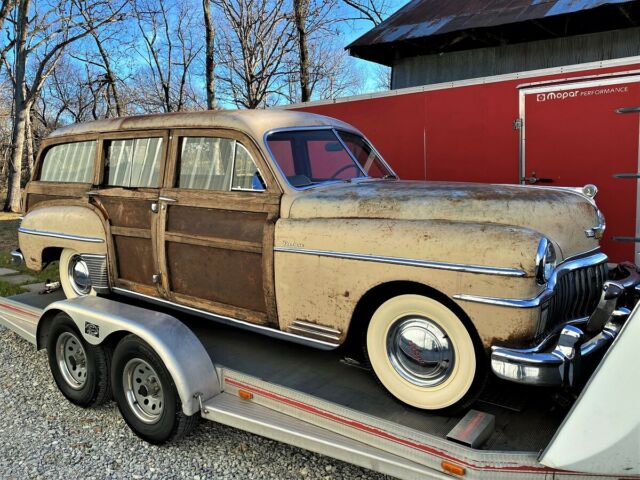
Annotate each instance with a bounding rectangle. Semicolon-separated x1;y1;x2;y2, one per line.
535;238;557;285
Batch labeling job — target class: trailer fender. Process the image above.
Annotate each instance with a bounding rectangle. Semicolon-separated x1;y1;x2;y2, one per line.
39;296;220;416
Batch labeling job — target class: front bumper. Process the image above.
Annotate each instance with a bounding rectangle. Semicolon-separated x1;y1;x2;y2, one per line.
491;266;640;387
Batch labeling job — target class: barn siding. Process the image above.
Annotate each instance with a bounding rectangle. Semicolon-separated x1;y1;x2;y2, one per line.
392;28;640;88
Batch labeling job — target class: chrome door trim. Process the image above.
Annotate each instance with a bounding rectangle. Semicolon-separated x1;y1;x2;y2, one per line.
274;246;527;277
18;227;105;244
111;287;339;351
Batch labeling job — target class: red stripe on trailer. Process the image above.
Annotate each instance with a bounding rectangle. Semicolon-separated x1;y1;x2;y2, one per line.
0;301;39;318
224;377;554;474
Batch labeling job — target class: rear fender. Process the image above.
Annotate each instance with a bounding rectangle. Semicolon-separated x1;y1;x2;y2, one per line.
19;205;108;270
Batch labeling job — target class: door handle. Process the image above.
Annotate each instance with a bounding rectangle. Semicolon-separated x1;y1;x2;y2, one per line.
616;106;640;114
614;173;640;179
522;172;553;184
158;196;177;203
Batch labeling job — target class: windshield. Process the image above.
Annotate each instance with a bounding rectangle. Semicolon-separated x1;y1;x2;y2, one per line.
266;129;394;188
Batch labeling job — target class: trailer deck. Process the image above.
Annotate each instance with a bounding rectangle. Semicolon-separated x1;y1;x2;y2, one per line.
0;290;634;480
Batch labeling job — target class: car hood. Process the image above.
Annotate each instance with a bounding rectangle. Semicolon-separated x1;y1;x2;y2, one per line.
286;180;602;259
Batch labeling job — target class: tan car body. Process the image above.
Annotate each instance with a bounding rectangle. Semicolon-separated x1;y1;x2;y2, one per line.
19;110;604;352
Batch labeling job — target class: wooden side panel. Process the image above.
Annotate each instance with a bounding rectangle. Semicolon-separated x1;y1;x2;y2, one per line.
98;196;152;229
166;241;266;312
113;236;156;286
27;194;73;210
167;206;266;243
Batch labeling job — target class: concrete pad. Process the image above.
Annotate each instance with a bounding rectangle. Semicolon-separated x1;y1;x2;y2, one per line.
2;274;37;285
0;268;18;276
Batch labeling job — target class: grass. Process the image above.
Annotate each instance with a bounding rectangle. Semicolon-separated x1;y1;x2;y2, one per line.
0;212;60;297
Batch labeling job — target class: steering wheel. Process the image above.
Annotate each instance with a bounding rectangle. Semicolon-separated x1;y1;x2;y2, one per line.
329;164;359;180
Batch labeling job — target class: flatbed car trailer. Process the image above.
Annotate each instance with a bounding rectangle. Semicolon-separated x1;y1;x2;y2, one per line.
0;289;638;480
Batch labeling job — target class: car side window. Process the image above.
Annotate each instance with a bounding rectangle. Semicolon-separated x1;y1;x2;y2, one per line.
177;137;264;192
104;137;163;188
39;141;96;183
232;143;265;191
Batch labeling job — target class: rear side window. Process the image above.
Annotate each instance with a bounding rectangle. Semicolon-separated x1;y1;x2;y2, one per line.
105;138;163;188
39;141;96;183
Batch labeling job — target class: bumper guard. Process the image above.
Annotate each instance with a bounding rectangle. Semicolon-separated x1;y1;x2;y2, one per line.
491;268;640;387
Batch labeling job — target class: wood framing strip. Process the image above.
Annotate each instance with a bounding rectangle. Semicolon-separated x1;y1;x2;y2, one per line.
171;291;269;325
162;189;280;211
111;225;152;239
164;231;262;253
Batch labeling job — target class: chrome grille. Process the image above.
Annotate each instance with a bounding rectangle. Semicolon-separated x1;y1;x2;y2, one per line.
542;261;607;333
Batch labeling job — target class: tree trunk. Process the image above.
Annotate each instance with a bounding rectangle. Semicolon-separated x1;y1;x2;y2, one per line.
6;105;27;212
92;32;123;117
25;111;34;178
203;0;216;109
293;0;310;102
5;0;31;212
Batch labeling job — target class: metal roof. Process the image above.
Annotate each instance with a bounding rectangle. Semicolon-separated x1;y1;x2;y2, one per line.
348;0;638;62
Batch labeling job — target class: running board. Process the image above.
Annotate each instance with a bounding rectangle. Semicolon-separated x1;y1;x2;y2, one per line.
201;392;448;480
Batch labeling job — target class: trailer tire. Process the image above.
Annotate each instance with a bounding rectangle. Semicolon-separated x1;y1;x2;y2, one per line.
47;313;112;408
365;294;481;411
111;335;198;444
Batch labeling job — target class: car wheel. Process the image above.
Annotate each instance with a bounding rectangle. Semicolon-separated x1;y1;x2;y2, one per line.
46;313;112;407
111;335;198;444
365;294;480;411
60;248;97;299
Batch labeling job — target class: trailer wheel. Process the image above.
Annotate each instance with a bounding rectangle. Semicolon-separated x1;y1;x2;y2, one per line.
47;313;112;407
365;294;481;411
111;335;198;444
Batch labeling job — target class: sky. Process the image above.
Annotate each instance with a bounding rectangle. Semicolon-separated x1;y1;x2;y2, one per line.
334;0;407;94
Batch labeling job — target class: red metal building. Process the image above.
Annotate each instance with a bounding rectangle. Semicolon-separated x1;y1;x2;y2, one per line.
291;1;640;263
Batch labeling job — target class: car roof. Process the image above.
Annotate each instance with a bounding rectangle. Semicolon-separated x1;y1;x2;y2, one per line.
47;109;358;141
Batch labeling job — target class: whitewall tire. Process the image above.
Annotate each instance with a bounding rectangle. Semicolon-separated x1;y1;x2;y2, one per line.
366;294;478;410
60;248;97;299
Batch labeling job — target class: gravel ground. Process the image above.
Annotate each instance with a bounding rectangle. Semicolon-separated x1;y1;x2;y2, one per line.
0;325;391;480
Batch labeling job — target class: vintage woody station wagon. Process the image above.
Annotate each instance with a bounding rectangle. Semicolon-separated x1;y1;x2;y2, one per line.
15;110;627;411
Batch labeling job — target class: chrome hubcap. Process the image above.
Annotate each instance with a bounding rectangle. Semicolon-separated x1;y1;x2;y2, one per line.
68;255;92;295
56;332;88;390
123;359;164;424
386;316;455;387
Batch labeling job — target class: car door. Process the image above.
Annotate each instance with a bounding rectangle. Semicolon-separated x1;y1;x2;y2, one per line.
156;129;281;326
90;130;168;297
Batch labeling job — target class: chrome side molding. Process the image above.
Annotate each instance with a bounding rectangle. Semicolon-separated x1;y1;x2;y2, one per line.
289;320;342;343
111;287;340;351
454;251;608;308
274;247;527;277
18;227;105;244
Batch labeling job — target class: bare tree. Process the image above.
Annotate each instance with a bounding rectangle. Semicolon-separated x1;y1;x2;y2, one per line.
214;0;295;109
79;11;125;117
0;0;15;76
132;0;203;113
3;0;125;212
341;0;390;25
203;0;216;109
293;0;311;102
